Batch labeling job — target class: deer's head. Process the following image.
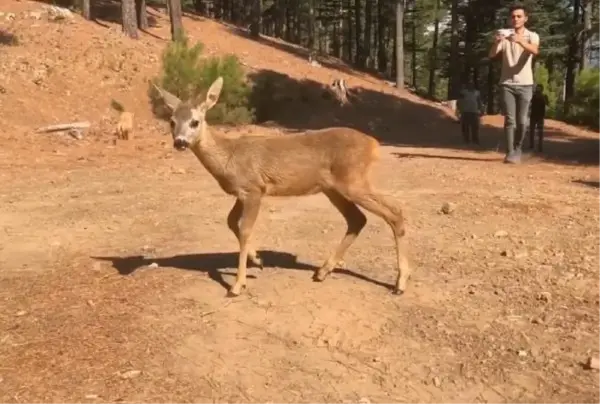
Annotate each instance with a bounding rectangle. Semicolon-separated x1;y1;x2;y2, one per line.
153;76;224;151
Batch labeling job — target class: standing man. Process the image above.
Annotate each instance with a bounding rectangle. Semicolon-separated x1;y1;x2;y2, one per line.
529;84;548;152
457;81;484;144
488;4;540;164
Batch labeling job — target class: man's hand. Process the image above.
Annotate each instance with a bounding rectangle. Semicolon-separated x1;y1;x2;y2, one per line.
494;33;505;43
508;33;523;44
509;32;540;55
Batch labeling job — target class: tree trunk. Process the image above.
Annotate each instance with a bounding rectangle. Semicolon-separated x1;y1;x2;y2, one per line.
355;0;364;66
464;2;476;85
168;0;184;39
81;0;91;19
395;0;404;89
136;0;148;29
345;0;353;62
250;0;262;37
447;0;460;99
275;0;284;37
285;0;293;42
363;0;373;68
428;0;440;98
121;0;139;39
308;0;316;57
377;0;387;73
581;0;592;70
193;0;204;16
563;0;580;116
411;18;416;88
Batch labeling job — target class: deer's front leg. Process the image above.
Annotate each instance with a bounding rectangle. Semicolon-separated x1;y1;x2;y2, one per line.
227;199;263;268
229;193;262;297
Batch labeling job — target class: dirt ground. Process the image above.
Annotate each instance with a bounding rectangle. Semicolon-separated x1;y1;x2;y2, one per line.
1;1;599;403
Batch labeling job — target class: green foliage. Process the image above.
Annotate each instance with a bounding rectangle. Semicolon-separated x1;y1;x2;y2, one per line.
568;68;600;129
149;33;254;125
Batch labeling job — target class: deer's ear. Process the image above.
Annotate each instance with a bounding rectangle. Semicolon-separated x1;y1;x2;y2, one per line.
153;84;181;111
204;77;224;110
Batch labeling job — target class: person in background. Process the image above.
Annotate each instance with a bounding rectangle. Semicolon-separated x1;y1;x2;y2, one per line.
529;84;548;152
488;4;540;164
457;82;484;145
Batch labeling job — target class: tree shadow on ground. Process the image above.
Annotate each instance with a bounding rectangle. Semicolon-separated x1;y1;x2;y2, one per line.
246;69;599;167
92;250;395;292
572;179;600;189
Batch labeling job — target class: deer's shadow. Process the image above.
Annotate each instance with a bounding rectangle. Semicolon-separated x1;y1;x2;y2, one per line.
92;250;394;292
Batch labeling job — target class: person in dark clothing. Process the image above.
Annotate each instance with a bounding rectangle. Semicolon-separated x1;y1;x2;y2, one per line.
529;84;548;152
457;82;484;144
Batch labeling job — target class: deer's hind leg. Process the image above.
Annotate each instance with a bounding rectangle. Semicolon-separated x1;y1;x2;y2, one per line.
227;199;263;268
345;188;411;295
313;190;367;282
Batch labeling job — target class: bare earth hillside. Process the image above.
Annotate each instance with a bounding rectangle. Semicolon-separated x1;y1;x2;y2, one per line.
0;1;599;402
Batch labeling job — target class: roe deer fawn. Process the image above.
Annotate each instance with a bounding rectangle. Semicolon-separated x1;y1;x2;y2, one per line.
153;77;412;297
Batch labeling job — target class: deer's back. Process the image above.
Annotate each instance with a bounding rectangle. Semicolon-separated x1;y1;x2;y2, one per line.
228;127;379;196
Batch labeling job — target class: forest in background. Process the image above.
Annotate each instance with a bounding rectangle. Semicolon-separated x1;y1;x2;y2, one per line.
69;0;600;128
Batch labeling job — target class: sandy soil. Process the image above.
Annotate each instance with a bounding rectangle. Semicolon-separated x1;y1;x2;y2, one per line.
0;1;598;402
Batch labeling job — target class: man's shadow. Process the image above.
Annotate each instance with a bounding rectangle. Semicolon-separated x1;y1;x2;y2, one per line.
91;250;394;292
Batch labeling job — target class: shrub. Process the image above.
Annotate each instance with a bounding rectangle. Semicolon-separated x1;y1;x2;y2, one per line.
568;68;599;129
149;32;254;125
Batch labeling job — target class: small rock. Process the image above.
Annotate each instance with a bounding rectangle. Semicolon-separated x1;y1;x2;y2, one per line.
358;398;371;404
537;292;551;303
586;357;599;370
173;168;186;174
119;369;141;379
500;249;512;257
433;376;442;387
440;202;455;215
85;394;99;399
87;300;95;307
494;230;509;238
531;316;544;324
148;262;159;269
518;350;528;357
15;310;27;317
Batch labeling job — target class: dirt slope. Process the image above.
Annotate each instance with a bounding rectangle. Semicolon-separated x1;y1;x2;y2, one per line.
0;1;599;403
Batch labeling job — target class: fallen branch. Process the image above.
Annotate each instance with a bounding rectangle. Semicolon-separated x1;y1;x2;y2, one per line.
35;121;90;133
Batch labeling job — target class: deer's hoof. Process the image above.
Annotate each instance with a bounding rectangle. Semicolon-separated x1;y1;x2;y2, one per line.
227;283;246;297
392;287;405;296
312;269;329;282
248;252;263;269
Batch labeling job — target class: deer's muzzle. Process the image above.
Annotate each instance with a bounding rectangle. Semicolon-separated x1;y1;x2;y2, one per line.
173;138;189;151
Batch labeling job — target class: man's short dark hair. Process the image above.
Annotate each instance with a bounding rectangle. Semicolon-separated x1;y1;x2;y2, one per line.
509;3;528;15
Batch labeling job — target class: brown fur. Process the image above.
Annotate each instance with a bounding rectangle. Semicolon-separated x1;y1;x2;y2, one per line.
115;111;134;140
155;77;412;297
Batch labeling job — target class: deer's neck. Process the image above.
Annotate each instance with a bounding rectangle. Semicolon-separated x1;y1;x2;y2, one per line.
189;124;231;179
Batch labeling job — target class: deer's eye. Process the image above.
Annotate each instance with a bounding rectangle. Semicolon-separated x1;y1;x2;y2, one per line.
189;120;199;129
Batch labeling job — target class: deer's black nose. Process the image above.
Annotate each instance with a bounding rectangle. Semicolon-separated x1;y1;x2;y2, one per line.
173;138;189;150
